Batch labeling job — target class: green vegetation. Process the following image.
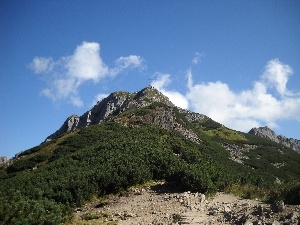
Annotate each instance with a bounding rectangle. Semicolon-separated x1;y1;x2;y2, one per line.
204;127;247;141
1;103;300;224
0;190;67;225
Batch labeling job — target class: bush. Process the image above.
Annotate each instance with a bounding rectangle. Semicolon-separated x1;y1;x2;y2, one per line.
7;159;36;173
2;121;300;223
0;191;68;225
0;170;7;179
283;182;300;204
30;153;50;163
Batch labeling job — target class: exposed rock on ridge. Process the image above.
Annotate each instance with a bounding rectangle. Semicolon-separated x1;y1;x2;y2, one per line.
249;126;300;153
46;86;176;140
115;105;202;144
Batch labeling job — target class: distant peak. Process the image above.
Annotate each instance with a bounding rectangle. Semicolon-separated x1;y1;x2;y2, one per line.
248;126;276;137
249;126;300;153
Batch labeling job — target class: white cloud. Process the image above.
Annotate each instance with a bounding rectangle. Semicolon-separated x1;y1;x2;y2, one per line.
115;55;145;70
185;59;300;132
66;42;108;82
151;73;189;109
261;58;293;96
30;42;145;107
110;55;146;76
30;57;54;73
151;73;171;90
165;91;189;110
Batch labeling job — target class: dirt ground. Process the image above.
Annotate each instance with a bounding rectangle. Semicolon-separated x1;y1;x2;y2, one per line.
73;181;300;225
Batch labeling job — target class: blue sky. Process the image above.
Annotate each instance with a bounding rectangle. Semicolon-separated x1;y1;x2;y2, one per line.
1;1;299;158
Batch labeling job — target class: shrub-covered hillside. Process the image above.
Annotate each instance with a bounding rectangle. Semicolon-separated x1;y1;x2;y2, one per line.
1;102;300;225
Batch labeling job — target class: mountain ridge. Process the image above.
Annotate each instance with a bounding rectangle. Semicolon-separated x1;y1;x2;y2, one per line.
2;87;299;162
249;126;300;153
46;86;300;154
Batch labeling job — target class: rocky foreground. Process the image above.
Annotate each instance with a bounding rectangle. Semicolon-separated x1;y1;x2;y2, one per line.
73;181;300;225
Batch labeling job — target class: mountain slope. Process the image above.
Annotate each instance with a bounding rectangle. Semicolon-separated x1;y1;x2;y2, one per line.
1;87;300;225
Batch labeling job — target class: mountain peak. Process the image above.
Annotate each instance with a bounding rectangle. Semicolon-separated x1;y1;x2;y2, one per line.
134;86;175;107
46;87;174;140
249;126;300;153
248;126;276;139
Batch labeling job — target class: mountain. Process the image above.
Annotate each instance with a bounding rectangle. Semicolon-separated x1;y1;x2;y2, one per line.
46;86;175;140
46;86;204;144
1;86;300;225
249;126;300;153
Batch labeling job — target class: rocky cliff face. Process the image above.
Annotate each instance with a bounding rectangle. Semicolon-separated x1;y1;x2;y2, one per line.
249;126;300;153
46;86;175;140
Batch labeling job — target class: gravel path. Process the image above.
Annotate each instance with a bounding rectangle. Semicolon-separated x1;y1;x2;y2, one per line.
73;181;300;225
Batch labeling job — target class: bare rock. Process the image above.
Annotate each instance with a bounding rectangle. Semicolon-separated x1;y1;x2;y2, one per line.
249;126;300;153
286;211;299;220
257;205;264;216
271;220;280;225
0;156;8;165
271;200;285;213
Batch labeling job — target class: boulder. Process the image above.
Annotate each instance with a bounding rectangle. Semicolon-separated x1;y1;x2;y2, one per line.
271;200;285;213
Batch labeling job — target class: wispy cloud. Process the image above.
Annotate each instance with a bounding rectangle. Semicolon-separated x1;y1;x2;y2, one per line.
30;42;145;107
261;58;293;96
108;55;146;77
192;52;204;65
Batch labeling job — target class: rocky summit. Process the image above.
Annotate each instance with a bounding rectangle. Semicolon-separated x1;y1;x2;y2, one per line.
46;86;174;140
46;86;206;144
249;126;300;153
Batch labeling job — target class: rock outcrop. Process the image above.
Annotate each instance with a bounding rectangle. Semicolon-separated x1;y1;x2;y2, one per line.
116;106;202;144
249;126;300;153
222;143;257;164
46;86;175;140
0;156;8;165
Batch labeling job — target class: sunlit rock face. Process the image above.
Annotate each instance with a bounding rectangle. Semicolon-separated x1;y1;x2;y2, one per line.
249;126;300;153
